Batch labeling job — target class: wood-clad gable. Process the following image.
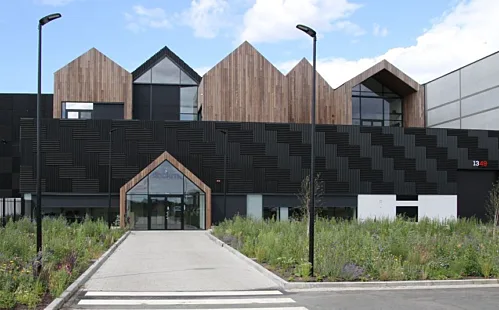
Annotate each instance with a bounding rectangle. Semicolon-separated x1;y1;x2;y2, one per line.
53;48;133;119
119;151;212;229
201;41;288;122
199;42;425;127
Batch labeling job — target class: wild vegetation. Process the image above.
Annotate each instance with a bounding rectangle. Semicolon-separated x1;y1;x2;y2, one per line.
212;216;499;282
213;174;499;282
0;217;125;309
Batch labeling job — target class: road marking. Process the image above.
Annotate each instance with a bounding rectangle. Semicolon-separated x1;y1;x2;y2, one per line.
85;289;283;297
94;308;309;310
78;297;296;306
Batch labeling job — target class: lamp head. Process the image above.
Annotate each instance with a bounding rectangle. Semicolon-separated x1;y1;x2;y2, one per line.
296;24;316;38
39;13;62;26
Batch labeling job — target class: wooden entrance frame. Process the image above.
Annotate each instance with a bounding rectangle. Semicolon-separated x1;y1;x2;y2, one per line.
119;151;212;229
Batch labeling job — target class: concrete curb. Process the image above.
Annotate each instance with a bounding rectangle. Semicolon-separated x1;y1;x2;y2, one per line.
206;231;499;291
44;230;131;310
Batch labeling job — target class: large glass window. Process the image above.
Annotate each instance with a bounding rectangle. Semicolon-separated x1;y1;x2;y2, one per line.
352;77;403;127
62;102;93;119
125;159;206;230
152;57;181;84
180;86;198;120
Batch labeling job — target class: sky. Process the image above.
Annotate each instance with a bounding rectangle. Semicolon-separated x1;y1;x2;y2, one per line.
1;0;499;93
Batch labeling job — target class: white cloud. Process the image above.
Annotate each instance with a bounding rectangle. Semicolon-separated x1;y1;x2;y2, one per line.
194;66;212;76
124;5;171;33
238;0;363;43
276;0;499;87
36;0;74;5
373;23;388;37
180;0;231;38
333;21;366;36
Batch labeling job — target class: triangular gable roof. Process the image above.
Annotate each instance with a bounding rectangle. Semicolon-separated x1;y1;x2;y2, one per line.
203;41;285;77
132;46;202;83
339;59;420;95
54;47;130;74
204;42;420;96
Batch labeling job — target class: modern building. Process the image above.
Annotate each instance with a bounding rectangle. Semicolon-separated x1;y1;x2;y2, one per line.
426;51;499;130
1;41;499;230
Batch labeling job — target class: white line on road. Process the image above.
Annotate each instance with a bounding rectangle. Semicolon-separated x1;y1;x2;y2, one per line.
85;290;283;297
88;308;309;310
78;297;296;306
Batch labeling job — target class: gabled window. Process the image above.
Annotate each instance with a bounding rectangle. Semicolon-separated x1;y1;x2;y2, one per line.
352;77;403;127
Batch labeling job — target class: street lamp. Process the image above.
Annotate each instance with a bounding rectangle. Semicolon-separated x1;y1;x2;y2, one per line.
36;13;62;254
108;128;118;229
297;23;317;276
1;140;6;227
220;130;228;220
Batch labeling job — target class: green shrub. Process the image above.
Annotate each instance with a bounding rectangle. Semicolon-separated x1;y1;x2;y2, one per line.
0;216;125;308
213;216;499;281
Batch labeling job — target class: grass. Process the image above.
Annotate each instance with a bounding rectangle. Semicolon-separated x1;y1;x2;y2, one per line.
212;216;499;282
0;216;125;309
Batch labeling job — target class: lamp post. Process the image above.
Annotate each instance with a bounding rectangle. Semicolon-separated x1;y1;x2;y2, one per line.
36;13;61;254
220;130;228;220
1;140;6;227
296;23;317;276
108;128;118;229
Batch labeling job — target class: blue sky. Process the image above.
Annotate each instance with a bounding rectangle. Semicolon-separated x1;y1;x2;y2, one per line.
1;0;498;93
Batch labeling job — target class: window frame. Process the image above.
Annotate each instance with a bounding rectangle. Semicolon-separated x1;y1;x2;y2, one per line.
352;78;404;127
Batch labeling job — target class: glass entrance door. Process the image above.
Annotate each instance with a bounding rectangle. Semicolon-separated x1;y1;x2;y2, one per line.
149;196;166;230
166;196;183;230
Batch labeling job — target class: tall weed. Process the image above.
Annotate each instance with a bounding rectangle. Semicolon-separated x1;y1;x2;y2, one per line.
0;216;125;309
213;216;499;281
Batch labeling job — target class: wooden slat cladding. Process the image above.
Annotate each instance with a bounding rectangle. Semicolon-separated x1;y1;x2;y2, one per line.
200;43;425;127
201;42;288;122
53;48;133;119
119;151;212;229
404;87;425;127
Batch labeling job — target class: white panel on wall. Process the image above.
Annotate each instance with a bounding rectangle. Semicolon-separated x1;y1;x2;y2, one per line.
461;87;499;117
246;194;263;220
426;71;460;109
418;195;457;221
461;108;499;130
357;195;396;221
430;119;461;129
279;207;289;221
427;101;460;126
461;52;499;97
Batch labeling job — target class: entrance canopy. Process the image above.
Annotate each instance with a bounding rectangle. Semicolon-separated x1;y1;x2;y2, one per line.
119;151;211;229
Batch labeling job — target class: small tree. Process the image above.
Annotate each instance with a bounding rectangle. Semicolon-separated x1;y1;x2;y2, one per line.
296;173;325;221
486;179;499;238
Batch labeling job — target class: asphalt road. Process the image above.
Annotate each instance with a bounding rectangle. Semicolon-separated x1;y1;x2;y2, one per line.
290;287;499;310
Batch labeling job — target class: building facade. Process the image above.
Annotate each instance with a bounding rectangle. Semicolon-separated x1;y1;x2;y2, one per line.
1;42;499;229
426;51;499;130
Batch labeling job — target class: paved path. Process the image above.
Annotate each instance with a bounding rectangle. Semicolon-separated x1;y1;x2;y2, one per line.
83;231;279;292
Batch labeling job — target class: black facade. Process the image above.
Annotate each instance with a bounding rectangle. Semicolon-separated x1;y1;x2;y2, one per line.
19;119;499;199
0;94;53;197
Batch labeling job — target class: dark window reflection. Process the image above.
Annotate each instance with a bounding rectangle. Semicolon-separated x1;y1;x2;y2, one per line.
351;77;403;127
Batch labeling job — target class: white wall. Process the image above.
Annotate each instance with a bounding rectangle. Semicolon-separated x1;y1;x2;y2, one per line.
418;195;457;221
246;194;263;220
357;195;397;221
357;194;457;221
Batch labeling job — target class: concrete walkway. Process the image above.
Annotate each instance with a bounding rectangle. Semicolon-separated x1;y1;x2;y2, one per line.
83;231;279;292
